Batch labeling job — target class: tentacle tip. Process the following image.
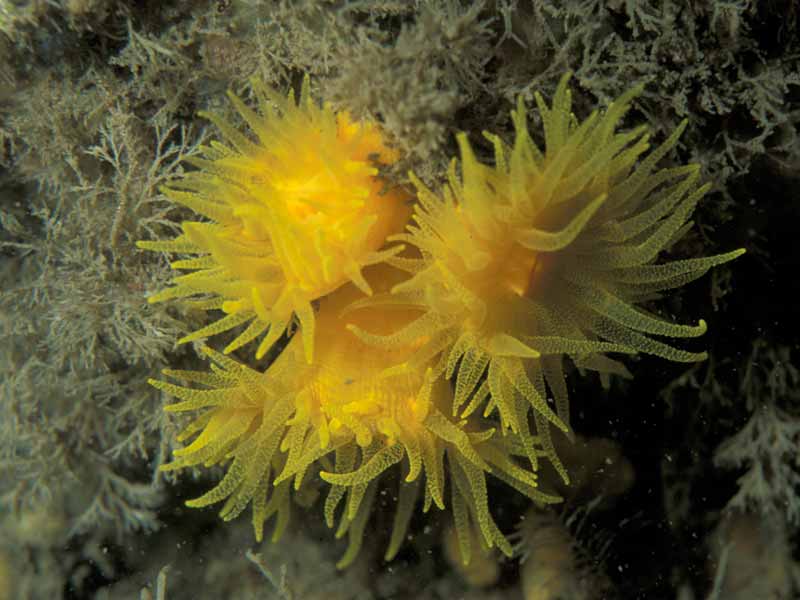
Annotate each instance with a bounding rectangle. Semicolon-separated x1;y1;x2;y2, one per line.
553;417;570;434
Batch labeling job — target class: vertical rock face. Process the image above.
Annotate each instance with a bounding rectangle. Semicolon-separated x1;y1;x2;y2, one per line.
1;1;792;598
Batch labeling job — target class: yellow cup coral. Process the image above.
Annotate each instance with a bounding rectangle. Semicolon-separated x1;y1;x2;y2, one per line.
137;75;410;362
151;268;560;568
350;73;744;479
144;72;745;572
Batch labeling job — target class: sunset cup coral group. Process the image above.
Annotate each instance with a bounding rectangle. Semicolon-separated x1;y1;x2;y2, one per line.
140;73;743;568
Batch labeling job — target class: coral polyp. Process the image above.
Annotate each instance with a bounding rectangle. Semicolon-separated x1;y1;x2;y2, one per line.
137;76;410;362
151;269;560;568
351;73;744;477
